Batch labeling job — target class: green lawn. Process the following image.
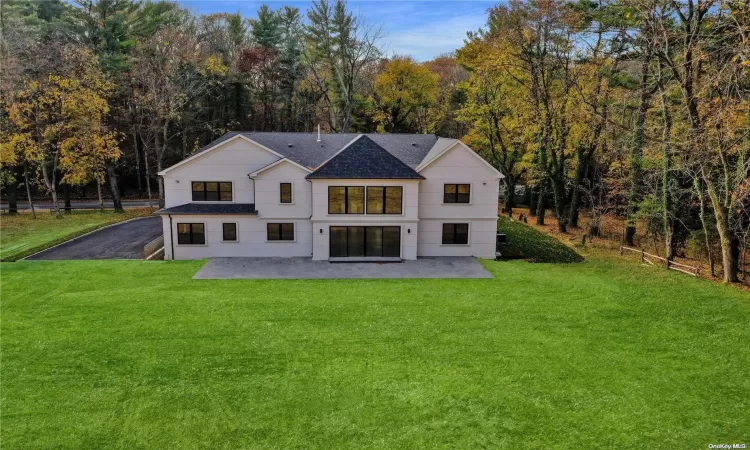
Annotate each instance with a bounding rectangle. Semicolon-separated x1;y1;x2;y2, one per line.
0;209;152;261
2;254;748;449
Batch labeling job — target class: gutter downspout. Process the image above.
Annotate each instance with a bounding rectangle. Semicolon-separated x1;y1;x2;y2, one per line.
247;173;256;206
168;214;175;260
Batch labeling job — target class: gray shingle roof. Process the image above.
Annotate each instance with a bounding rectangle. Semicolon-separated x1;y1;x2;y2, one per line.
192;132;439;169
154;203;257;215
306;136;424;179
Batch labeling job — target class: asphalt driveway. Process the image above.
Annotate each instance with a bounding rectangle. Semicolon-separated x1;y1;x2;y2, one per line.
194;256;493;279
26;216;162;260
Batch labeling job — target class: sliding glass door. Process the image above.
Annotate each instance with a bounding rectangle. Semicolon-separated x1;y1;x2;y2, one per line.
329;226;400;257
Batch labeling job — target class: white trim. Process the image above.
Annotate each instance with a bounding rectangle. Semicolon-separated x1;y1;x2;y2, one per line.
278;181;295;205
440;221;471;245
175;221;208;246
441;182;473;205
221;222;239;243
416;140;504;178
309;134;364;171
158;134;287;176
248;158;312;177
188;180;235;203
265;221;297;243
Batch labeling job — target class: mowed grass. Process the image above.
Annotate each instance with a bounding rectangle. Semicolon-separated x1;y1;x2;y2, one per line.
0;209;152;261
2;256;748;449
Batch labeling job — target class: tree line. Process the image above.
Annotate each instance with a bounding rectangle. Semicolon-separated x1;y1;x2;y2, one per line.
456;0;748;283
1;0;748;283
1;0;464;211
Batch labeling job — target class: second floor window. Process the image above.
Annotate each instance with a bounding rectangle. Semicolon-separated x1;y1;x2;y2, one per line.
192;182;232;201
280;183;292;203
366;186;403;214
444;184;470;203
328;186;364;214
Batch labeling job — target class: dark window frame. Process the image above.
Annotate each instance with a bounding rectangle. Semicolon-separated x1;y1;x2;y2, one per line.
328;186;365;214
280;182;293;204
267;223;295;241
443;184;471;204
441;223;469;245
222;222;238;242
329;226;401;257
177;223;206;245
366;186;403;215
191;181;233;202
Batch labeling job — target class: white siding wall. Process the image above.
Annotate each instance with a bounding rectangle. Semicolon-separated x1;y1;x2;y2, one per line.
162;215;313;260
417;144;500;258
310;179;420;260
159;136;501;261
254;162;312;220
161;138;280;207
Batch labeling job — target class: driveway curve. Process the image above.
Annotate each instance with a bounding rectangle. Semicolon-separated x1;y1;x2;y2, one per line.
26;216;162;260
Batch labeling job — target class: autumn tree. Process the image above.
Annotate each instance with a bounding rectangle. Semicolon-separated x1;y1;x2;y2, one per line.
371;56;439;133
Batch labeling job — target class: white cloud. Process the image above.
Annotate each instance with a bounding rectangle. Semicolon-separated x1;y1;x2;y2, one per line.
384;11;487;61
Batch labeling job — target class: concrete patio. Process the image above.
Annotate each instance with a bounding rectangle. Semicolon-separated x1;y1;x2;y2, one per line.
193;257;493;279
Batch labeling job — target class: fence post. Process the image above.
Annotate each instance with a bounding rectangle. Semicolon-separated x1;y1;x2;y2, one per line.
620;244;623;256
641;250;645;263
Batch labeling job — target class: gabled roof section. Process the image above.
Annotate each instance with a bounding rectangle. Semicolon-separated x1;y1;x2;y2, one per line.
158;134;285;176
178;132;438;171
248;158;312;177
417;140;504;178
306;135;424;180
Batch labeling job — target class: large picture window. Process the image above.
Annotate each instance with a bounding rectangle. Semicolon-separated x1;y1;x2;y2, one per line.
192;182;232;201
267;223;295;241
328;186;364;214
366;186;403;214
442;223;469;245
177;223;205;245
444;184;470;203
280;183;292;204
329;226;400;257
222;223;237;242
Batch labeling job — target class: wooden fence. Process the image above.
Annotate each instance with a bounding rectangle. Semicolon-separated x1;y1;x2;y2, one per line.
620;245;700;276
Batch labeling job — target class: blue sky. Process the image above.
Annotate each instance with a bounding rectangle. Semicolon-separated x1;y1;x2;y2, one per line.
177;0;496;61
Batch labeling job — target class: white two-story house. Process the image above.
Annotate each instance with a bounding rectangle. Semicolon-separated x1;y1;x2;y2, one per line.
156;132;503;261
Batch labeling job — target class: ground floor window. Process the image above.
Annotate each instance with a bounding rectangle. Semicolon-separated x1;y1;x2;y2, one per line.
267;223;294;241
442;223;469;245
222;223;237;242
177;223;205;245
330;226;400;257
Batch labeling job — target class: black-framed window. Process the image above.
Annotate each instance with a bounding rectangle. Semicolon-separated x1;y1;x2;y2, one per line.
267;223;294;241
444;184;470;203
192;182;232;201
280;183;292;203
442;223;469;245
177;223;205;245
328;186;364;214
222;223;237;241
366;186;403;214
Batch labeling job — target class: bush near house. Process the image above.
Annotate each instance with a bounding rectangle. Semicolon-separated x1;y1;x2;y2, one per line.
497;215;584;263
